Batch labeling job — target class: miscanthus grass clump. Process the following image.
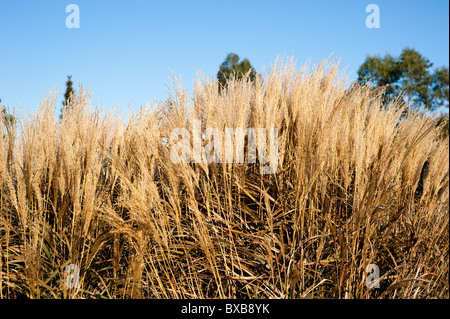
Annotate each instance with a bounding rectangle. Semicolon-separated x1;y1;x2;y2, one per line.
0;58;448;299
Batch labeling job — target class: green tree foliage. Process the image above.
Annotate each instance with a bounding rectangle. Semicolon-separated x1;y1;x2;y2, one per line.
1;99;14;124
432;66;449;109
60;75;75;120
357;54;401;100
217;53;257;90
398;48;433;108
357;48;449;110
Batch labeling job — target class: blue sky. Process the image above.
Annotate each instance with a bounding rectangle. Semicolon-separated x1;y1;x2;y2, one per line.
1;0;449;118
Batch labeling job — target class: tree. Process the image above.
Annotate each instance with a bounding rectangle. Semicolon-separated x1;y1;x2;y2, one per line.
217;53;257;90
60;75;75;120
357;54;401;100
357;48;448;110
398;48;433;108
432;66;449;109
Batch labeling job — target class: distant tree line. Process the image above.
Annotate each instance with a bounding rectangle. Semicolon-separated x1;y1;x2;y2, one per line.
218;49;448;136
357;47;449;110
3;49;449;130
217;49;448;112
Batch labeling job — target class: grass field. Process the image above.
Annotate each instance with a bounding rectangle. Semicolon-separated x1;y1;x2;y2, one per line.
0;58;448;299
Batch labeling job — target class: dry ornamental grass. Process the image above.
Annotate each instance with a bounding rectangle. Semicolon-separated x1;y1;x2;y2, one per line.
0;58;448;299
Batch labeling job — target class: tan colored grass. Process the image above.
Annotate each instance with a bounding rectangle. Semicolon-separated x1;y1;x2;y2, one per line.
0;57;448;299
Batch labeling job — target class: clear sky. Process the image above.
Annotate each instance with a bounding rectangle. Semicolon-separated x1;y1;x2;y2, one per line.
1;0;449;118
